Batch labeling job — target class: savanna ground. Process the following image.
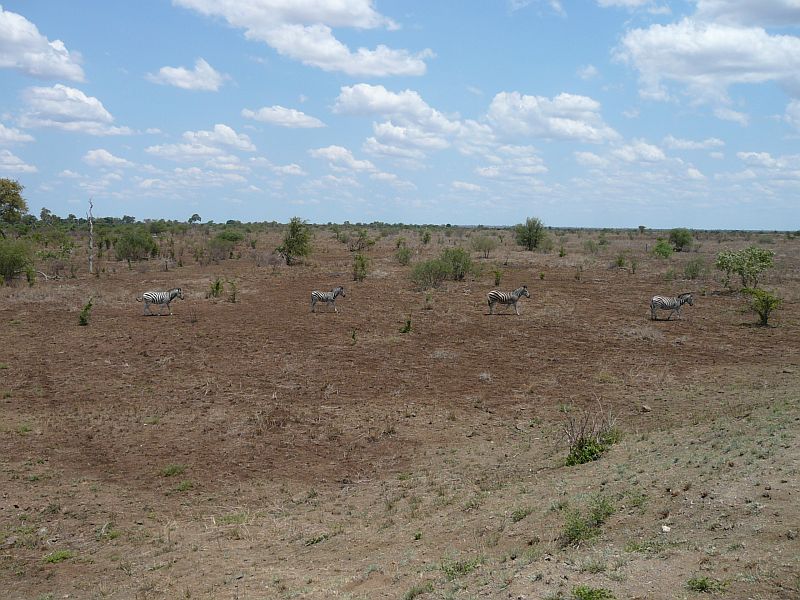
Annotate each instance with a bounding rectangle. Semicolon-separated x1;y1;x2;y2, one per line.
1;226;798;600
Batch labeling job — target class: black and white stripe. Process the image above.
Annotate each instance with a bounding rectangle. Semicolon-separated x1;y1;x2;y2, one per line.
311;286;346;313
136;288;184;315
650;293;693;321
487;285;530;315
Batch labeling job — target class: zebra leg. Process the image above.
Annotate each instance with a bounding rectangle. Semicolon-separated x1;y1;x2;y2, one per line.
311;297;316;313
144;302;151;316
488;301;494;315
333;300;338;313
515;302;520;316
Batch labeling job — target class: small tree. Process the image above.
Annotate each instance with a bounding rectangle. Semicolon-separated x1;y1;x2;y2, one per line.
515;217;546;251
347;228;375;253
669;228;693;252
715;246;775;289
0;178;28;237
652;239;673;259
743;288;781;326
276;217;312;265
353;253;368;281
188;213;202;224
0;238;33;284
470;234;498;258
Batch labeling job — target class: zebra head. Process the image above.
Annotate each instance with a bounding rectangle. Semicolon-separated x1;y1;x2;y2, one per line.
679;292;693;306
173;288;184;300
335;286;345;298
518;285;530;298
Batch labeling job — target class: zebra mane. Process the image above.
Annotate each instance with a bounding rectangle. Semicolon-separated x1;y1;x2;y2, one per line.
678;292;692;298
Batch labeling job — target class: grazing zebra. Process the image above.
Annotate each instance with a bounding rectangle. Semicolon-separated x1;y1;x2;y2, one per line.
487;285;530;315
136;288;184;316
311;286;346;313
650;293;693;321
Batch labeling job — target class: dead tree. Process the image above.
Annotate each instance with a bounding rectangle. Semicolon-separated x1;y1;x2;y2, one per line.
87;198;94;275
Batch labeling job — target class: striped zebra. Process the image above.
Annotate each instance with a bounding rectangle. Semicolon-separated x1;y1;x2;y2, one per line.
487;285;530;315
650;293;693;321
136;288;184;316
311;286;346;313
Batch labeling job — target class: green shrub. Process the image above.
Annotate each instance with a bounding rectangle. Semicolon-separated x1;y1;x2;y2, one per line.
572;585;616;600
493;269;502;286
669;228;693;252
403;581;433;600
396;246;413;266
421;230;431;245
276;217;312;265
78;297;93;326
583;240;598;255
0;238;33;284
515;217;547;251
743;288;781;326
684;257;705;280
441;247;473;281
208;278;223;299
115;229;157;261
715;246;774;288
564;410;619;466
471;234;498;258
216;229;244;243
348;228;375;253
353;253;368;282
44;549;74;563
652;239;673;259
411;258;450;290
686;576;726;593
441;555;481;580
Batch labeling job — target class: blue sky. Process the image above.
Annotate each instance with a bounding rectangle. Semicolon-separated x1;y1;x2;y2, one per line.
1;1;799;228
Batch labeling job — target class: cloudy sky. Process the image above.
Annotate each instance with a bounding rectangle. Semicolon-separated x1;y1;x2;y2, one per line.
1;1;799;228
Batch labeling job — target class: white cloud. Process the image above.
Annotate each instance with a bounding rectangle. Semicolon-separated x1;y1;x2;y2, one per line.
0;123;34;144
173;0;432;76
487;91;619;143
0;6;84;81
577;64;599;80
476;145;548;179
615;18;800;105
574;151;609;167
146;124;255;162
611;140;666;162
713;107;749;126
663;135;725;150
598;0;652;6
309;145;375;172
242;105;325;128
182;124;256;151
452;180;483;192
20;84;132;135
786;99;800;131
0;149;36;173
695;0;800;26
146;58;227;91
686;166;706;180
83;148;133;168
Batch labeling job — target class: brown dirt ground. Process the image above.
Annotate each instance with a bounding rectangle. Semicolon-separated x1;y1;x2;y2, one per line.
1;229;798;600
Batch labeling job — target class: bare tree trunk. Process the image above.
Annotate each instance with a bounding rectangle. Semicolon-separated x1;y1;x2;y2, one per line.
88;198;94;275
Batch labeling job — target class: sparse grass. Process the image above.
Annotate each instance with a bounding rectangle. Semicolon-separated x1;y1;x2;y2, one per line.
44;549;74;563
160;464;186;477
175;480;193;492
686;576;726;593
441;555;482;580
403;580;433;599
572;585;616;600
561;495;614;547
217;512;247;526
563;407;619;466
511;506;533;523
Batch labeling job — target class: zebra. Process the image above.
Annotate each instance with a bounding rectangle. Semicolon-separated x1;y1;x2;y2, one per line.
311;286;346;313
650;292;693;321
487;285;530;315
136;288;184;316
